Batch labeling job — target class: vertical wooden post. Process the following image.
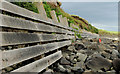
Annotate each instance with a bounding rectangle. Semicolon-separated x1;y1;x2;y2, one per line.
34;2;48;21
58;15;64;25
50;10;58;23
63;17;68;27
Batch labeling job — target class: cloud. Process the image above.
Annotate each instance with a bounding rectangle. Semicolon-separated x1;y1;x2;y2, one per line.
92;23;118;28
61;2;118;31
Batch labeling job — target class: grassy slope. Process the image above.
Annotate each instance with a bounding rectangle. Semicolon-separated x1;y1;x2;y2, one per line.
11;2;99;34
43;2;98;34
99;29;119;37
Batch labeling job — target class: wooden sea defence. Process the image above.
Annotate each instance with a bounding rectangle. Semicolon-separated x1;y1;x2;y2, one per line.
0;0;76;73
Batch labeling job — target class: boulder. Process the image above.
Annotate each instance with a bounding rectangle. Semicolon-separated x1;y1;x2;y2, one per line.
71;67;83;73
60;58;71;65
87;42;99;51
86;56;111;71
76;53;87;62
75;43;85;50
75;62;85;68
67;46;76;52
101;51;111;59
113;58;120;72
111;49;119;59
57;64;66;72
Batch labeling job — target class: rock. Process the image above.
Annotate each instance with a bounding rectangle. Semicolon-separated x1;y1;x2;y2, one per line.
60;58;71;65
76;53;87;62
111;49;119;59
98;44;107;51
101;38;112;44
87;42;98;50
83;50;95;56
86;56;111;71
68;55;76;64
113;58;120;72
106;70;116;74
66;69;71;73
117;45;120;53
75;43;85;50
104;49;112;54
63;65;72;69
62;52;69;58
101;51;111;59
43;69;54;74
65;56;70;60
71;67;83;73
57;64;66;72
82;70;95;74
82;39;91;45
110;44;117;49
75;62;85;68
67;46;76;52
74;59;77;62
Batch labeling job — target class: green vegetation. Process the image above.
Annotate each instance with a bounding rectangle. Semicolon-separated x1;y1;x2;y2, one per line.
11;2;39;13
11;2;99;34
74;31;82;39
43;2;52;18
99;29;118;35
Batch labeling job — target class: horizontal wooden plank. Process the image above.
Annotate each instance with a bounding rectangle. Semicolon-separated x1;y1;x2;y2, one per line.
11;51;62;72
0;40;71;69
0;14;74;34
0;32;74;46
0;1;73;31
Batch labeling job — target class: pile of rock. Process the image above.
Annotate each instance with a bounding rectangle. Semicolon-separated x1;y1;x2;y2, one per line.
48;38;120;74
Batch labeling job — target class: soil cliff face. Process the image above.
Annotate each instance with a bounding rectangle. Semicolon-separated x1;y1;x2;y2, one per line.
44;1;98;34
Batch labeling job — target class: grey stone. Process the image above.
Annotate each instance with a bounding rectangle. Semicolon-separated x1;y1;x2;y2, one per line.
98;44;107;51
65;56;70;60
62;52;69;58
57;64;66;72
87;42;99;50
74;59;77;62
66;69;71;73
67;46;76;52
71;67;83;73
60;57;71;65
63;65;72;69
82;50;95;56
82;70;95;74
101;51;111;59
113;58;120;72
69;55;75;61
76;53;87;62
75;43;85;50
111;49;119;59
75;62;85;68
86;56;111;71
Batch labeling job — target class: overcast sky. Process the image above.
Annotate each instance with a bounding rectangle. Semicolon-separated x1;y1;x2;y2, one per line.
61;2;118;31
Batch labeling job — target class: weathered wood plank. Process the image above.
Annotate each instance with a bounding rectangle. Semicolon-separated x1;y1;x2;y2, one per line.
0;40;71;69
50;10;58;23
34;2;48;21
0;14;74;34
0;1;73;31
12;51;62;72
0;32;74;46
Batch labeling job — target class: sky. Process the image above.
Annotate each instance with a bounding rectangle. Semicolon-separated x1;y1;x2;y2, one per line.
61;1;118;31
